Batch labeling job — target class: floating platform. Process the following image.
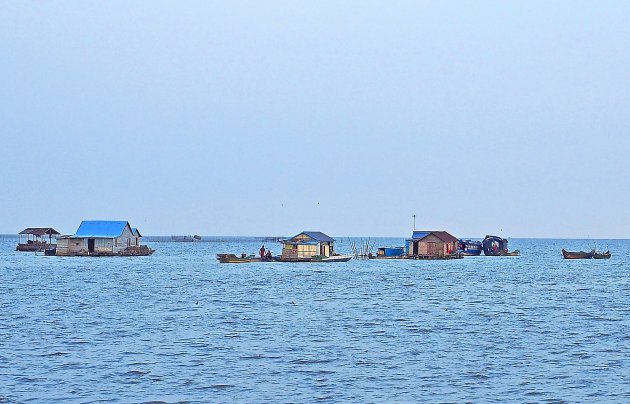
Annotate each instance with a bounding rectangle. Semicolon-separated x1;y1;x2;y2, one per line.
407;253;464;260
16;242;55;252
52;245;155;257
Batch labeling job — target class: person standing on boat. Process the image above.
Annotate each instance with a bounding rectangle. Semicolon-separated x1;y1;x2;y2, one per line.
266;249;272;261
260;245;266;260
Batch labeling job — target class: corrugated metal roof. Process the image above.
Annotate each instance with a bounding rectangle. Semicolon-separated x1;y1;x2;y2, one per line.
18;228;60;236
409;230;458;243
71;221;131;238
411;231;431;240
291;231;335;243
433;231;459;243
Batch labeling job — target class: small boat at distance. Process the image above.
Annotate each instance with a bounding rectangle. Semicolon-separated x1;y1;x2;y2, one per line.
313;254;352;262
482;235;519;256
562;249;595;259
593;250;611;259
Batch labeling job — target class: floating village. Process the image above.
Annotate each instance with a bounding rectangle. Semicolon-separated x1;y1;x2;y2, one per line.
16;221;154;257
14;220;610;261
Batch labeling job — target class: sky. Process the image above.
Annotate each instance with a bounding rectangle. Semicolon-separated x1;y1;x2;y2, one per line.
1;1;629;238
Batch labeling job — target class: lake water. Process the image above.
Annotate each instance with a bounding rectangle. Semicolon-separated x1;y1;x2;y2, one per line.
1;237;628;402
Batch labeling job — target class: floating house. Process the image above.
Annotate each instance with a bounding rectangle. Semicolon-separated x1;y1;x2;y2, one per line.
16;228;60;251
56;220;154;256
406;231;460;259
281;231;335;261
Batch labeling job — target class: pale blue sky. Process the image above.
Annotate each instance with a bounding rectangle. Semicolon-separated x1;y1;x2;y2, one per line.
1;1;629;237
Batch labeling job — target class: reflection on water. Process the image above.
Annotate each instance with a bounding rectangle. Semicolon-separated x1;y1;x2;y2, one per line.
0;238;628;402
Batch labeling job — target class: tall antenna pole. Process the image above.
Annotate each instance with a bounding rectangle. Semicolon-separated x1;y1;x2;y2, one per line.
413;214;416;231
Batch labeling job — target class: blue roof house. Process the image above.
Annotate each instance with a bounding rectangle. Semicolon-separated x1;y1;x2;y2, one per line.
280;231;335;261
56;220;136;256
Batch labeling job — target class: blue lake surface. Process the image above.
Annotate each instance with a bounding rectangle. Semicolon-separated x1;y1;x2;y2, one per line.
1;237;628;402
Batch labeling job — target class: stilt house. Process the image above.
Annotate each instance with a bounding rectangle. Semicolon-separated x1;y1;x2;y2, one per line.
281;231;335;261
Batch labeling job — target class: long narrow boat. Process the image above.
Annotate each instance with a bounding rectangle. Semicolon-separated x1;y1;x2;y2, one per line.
562;249;595;259
314;254;352;262
217;254;263;263
593;250;611;259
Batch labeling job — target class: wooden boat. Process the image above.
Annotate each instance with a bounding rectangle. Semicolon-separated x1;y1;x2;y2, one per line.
217;254;261;263
562;249;595;259
482;235;509;256
593;250;611;259
216;253;279;263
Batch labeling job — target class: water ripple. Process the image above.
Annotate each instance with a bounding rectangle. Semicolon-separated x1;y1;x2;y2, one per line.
1;238;629;402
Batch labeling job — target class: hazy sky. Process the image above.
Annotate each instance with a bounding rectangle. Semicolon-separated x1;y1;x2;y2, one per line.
1;1;629;237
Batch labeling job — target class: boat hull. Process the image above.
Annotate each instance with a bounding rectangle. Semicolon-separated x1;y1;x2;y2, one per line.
461;250;482;256
562;249;595;259
316;255;352;262
217;254;278;263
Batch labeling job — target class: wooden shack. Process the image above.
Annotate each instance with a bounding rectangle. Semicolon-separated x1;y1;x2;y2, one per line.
281;231;335;261
56;220;153;256
132;228;142;247
16;228;60;251
405;231;460;259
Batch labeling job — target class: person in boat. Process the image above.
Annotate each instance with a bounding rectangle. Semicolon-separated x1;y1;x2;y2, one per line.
266;250;272;261
260;245;266;260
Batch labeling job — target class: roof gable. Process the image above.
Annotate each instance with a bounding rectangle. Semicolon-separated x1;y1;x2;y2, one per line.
291;231;334;243
19;227;60;236
410;230;458;243
432;231;459;243
73;221;132;238
132;228;142;237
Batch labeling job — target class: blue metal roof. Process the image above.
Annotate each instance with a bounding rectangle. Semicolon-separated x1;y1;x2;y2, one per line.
411;231;431;240
72;220;131;238
132;228;142;237
292;231;335;243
